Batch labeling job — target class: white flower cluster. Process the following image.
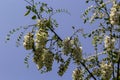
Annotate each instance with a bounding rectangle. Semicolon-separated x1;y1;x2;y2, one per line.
33;19;54;71
62;37;74;55
34;49;54;71
23;32;34;50
62;37;82;65
33;51;44;70
104;36;115;51
110;3;120;25
23;20;48;51
100;62;112;80
35;28;48;50
72;68;83;80
42;49;54;71
37;19;49;28
72;47;82;65
22;18;54;72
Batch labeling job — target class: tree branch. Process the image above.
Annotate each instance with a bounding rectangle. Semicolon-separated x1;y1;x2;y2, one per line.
80;61;97;80
49;27;63;41
24;0;33;5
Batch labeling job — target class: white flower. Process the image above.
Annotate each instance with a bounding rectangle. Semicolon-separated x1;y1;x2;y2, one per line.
62;37;73;55
36;19;42;27
72;46;82;65
42;49;54;71
100;62;112;79
104;35;115;51
104;36;110;48
35;29;48;49
72;68;83;80
36;18;48;28
23;32;34;50
110;3;120;25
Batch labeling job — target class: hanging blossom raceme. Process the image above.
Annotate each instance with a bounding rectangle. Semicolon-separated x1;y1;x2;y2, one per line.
100;62;112;80
33;50;44;70
72;46;82;65
37;19;48;28
35;19;49;50
72;68;83;80
37;19;43;27
62;37;74;55
23;32;34;50
35;28;48;50
72;38;82;65
36;18;50;29
110;3;120;25
33;49;54;71
33;18;54;72
62;37;83;65
42;49;54;71
104;35;115;51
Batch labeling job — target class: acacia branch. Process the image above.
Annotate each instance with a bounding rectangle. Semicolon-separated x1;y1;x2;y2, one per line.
24;0;33;5
80;61;97;80
49;26;63;41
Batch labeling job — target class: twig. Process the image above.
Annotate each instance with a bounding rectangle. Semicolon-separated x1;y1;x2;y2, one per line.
24;0;33;6
83;51;105;61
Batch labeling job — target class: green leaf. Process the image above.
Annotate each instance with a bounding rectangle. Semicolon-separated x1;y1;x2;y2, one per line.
32;15;37;20
52;35;57;40
31;7;37;14
88;34;91;37
86;0;89;3
84;19;87;23
42;3;47;7
40;6;44;12
24;10;30;16
26;6;31;10
6;37;10;40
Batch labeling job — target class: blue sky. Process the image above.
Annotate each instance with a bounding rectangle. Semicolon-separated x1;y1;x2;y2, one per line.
0;0;94;80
